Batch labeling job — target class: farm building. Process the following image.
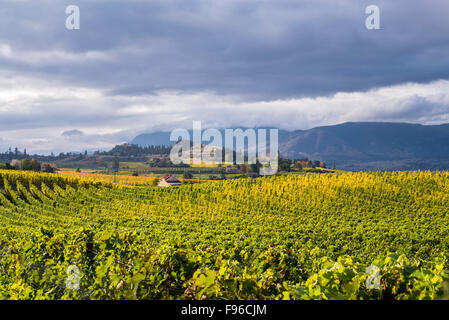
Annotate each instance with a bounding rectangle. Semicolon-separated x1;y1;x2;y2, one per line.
158;175;183;187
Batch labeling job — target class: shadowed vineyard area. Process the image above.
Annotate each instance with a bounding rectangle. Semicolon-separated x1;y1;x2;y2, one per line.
1;169;449;299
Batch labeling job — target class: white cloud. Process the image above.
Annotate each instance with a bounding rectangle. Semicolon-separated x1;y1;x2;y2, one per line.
0;72;449;154
0;43;115;66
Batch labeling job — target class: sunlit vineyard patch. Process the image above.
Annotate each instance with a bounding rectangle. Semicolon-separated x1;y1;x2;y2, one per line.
58;170;160;186
1;169;449;299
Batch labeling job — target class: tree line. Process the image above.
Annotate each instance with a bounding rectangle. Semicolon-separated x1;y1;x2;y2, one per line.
100;144;171;156
0;158;57;173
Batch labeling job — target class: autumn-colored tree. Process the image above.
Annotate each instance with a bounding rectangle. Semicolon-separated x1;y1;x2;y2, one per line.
31;158;41;171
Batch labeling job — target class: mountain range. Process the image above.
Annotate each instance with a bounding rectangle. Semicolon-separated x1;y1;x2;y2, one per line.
130;122;449;171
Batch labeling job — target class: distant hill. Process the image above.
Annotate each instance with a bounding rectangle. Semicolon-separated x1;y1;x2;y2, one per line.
279;122;449;160
131;127;287;147
278;122;449;171
130;122;449;171
130;132;176;147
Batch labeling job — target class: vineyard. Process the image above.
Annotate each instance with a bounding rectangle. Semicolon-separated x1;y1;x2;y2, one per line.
57;170;160;186
1;169;449;299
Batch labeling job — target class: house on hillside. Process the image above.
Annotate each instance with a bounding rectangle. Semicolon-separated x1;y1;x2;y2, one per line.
158;175;183;187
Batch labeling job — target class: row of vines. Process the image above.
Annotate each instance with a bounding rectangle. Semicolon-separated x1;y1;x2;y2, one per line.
1;169;449;299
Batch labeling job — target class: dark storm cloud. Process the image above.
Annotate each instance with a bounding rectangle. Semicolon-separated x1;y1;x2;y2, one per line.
1;0;449;153
0;0;448;99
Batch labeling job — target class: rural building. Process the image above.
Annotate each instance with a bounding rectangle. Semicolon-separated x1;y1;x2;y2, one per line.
158;175;183;187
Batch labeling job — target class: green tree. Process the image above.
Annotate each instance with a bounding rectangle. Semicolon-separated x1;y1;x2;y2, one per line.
0;162;13;170
183;171;193;179
21;158;32;171
279;158;292;172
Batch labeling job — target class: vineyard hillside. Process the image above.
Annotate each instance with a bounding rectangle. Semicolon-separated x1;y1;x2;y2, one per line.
1;170;449;299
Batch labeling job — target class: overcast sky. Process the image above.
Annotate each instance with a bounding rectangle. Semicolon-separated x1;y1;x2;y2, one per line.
0;0;449;153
